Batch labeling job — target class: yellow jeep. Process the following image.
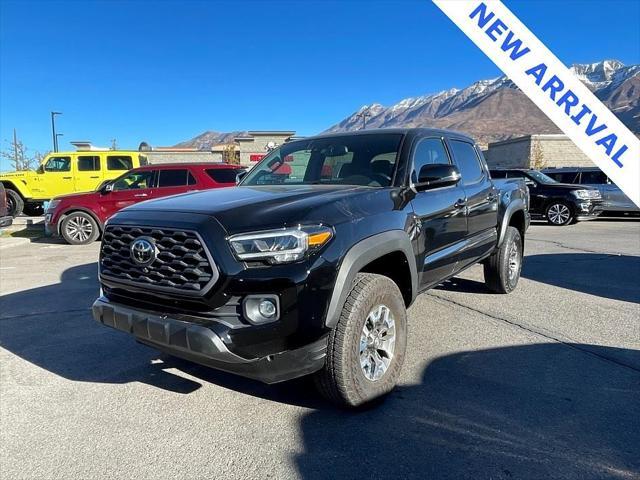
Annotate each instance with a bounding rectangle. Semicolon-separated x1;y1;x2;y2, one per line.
0;150;148;216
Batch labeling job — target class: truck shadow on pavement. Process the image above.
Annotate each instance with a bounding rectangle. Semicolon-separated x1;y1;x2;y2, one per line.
436;253;640;304
295;343;640;480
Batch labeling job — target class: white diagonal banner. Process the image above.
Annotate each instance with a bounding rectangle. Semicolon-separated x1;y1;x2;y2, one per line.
432;0;640;207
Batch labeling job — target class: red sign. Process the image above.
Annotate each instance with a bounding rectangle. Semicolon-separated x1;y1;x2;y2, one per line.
250;154;265;162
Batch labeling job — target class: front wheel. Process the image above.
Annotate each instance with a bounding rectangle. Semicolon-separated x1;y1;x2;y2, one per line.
6;189;24;217
314;273;407;407
484;226;523;294
61;212;99;245
546;202;573;226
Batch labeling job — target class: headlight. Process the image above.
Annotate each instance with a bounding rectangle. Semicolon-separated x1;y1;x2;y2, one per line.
571;189;599;200
46;199;61;211
228;226;333;264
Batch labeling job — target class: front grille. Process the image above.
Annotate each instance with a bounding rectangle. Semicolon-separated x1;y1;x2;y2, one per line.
100;225;217;294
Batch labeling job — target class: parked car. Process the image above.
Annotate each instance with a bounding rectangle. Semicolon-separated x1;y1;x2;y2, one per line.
489;168;602;226
45;163;245;245
92;128;530;407
542;167;639;216
0;183;13;228
0;149;148;217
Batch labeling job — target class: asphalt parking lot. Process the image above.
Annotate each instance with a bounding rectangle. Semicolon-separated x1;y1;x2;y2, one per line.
1;220;639;479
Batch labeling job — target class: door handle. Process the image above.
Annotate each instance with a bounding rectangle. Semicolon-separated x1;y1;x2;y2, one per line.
454;198;467;209
90;176;100;179
63;176;72;179
134;193;148;198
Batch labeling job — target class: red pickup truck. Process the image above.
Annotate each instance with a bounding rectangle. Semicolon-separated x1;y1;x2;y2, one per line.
45;163;245;244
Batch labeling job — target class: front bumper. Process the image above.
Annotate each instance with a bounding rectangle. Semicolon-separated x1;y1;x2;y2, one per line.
0;215;12;228
92;298;328;384
575;200;603;221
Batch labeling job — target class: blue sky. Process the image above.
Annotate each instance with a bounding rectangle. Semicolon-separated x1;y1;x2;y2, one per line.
1;0;639;166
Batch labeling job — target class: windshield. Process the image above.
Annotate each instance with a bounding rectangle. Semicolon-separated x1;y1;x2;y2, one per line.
527;170;557;184
240;134;403;187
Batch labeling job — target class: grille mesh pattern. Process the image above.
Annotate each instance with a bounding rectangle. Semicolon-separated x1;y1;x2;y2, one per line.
101;225;215;292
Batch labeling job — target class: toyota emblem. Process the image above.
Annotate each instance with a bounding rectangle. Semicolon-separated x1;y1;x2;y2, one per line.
130;237;158;267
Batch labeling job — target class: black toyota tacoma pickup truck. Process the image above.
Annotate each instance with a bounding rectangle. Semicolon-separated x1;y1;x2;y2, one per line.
93;129;529;407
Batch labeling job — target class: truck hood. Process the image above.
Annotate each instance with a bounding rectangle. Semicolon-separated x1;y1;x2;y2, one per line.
124;185;385;233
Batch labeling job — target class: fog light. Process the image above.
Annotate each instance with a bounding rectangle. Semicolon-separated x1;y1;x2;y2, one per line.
580;203;590;211
243;295;280;324
258;299;277;318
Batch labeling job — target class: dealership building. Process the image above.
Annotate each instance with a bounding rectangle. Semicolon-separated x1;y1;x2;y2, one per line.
484;134;593;169
142;131;297;167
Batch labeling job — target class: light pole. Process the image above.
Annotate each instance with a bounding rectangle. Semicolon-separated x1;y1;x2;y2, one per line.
56;133;64;151
356;109;371;130
51;111;62;152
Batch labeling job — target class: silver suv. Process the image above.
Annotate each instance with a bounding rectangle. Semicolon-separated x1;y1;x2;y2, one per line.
543;167;639;215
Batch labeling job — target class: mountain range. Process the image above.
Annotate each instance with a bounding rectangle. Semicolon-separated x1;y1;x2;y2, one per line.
175;60;639;149
324;60;639;146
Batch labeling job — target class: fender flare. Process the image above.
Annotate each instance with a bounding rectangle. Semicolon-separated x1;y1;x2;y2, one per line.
324;230;418;328
497;198;525;247
0;180;30;199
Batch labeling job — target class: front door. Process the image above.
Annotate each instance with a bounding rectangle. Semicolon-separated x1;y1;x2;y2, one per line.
98;169;156;220
38;155;74;198
410;137;467;289
75;155;104;193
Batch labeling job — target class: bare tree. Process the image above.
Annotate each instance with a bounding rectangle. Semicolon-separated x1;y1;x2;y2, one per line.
0;133;43;171
530;138;547;170
222;143;239;165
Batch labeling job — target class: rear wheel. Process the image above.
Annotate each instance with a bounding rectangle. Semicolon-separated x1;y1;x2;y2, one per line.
61;212;99;245
314;273;407;407
484;226;523;294
6;189;24;217
546;201;573;226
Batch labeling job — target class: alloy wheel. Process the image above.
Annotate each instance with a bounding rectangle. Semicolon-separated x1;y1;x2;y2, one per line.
65;215;93;243
359;304;396;381
547;204;571;225
507;241;520;282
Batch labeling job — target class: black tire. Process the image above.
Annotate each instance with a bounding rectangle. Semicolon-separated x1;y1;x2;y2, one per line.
314;273;407;407
545;201;573;226
6;189;24;217
61;211;100;245
23;203;44;217
484;226;523;294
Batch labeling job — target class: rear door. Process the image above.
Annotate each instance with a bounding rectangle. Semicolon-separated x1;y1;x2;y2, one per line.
410;136;468;288
448;139;498;269
97;169;156;220
152;168;197;199
74;155;103;193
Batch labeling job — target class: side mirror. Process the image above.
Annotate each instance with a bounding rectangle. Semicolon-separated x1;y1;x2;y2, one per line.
525;179;536;188
415;164;461;191
100;182;114;194
236;170;248;184
37;165;45;174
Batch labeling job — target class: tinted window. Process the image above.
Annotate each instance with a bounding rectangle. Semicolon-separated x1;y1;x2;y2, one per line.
107;155;133;171
77;156;100;171
412;138;450;184
580;171;607;184
241;134;402;187
139;155;149;166
112;171;154;190
490;170;508;179
449;140;483;183
158;169;190;187
45;156;71;172
546;171;579;183
206;168;244;184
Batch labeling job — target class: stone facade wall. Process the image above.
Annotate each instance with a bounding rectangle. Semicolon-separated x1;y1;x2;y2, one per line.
237;134;295;167
485;135;593;169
